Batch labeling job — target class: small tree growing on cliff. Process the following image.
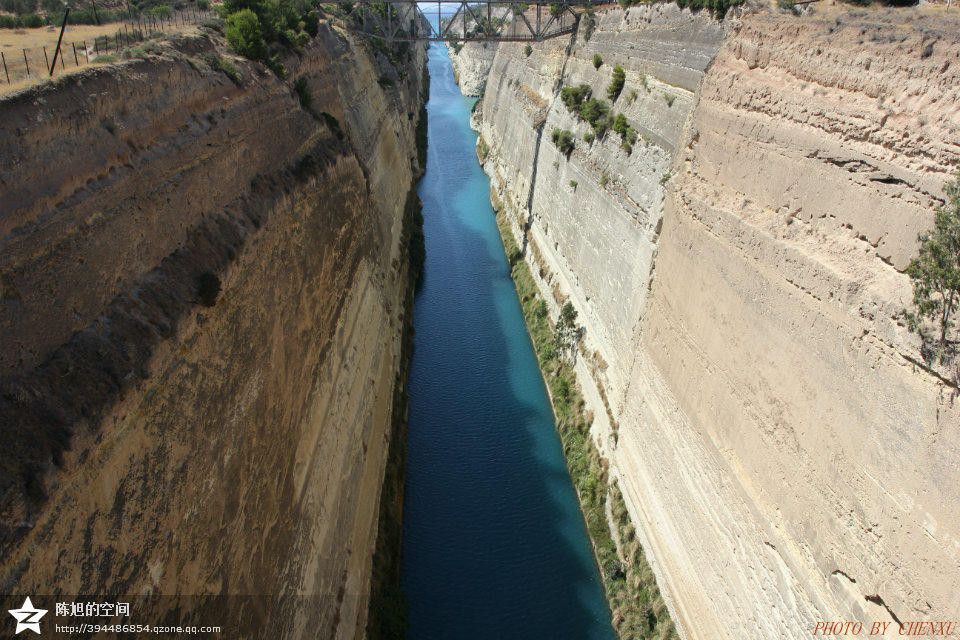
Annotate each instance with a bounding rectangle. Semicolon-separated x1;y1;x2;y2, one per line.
607;64;625;102
554;301;584;365
225;9;267;61
906;169;960;368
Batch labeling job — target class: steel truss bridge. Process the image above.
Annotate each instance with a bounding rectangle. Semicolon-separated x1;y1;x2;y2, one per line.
347;1;593;42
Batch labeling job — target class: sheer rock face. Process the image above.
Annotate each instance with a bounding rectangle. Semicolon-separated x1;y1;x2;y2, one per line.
469;4;960;638
0;26;426;637
448;41;500;96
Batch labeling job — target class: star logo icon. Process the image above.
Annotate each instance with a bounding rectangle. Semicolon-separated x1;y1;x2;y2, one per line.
8;597;46;635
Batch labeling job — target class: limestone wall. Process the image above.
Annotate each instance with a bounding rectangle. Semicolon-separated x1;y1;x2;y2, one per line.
471;4;960;638
448;41;500;96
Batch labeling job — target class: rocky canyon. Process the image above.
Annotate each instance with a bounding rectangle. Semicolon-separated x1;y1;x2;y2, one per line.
0;15;426;638
452;2;960;638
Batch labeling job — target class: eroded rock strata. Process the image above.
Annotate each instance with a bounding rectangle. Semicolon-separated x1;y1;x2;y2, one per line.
0;23;426;638
468;4;960;638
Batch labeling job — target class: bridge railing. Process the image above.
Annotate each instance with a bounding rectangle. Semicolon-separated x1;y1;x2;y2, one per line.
349;1;590;42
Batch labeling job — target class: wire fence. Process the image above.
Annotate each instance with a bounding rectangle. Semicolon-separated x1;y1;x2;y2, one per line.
0;8;215;85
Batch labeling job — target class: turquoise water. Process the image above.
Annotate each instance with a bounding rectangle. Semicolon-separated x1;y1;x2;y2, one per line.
400;43;615;639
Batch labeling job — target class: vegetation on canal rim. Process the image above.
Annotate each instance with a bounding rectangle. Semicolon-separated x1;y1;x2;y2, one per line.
494;207;678;640
906;168;960;374
617;0;744;19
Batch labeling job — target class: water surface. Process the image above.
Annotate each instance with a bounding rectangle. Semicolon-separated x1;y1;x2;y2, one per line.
400;43;615;639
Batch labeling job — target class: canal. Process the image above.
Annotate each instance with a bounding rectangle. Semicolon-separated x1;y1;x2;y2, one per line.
399;42;615;639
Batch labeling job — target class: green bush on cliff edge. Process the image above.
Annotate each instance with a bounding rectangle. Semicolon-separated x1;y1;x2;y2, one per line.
220;0;319;66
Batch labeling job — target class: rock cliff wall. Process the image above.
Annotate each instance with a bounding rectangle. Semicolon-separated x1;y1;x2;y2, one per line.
470;3;960;638
0;21;426;638
448;41;499;96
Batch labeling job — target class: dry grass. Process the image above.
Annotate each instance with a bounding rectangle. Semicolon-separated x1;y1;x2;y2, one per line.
0;14;206;95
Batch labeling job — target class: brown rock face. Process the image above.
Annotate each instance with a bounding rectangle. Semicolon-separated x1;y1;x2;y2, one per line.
0;25;426;638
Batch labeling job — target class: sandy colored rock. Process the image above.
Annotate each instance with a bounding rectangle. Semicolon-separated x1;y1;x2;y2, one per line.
467;3;960;638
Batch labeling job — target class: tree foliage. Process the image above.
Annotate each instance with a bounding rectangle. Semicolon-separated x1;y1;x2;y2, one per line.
225;8;267;61
906;169;960;366
607;64;625;101
560;84;612;137
551;128;575;156
554;302;583;364
221;0;317;63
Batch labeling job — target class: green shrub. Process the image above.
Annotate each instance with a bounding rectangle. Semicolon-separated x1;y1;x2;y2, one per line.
560;84;591;112
21;13;43;27
612;113;629;137
0;0;29;15
202;17;225;31
663;93;675;107
906;168;960;365
593;53;602;69
294;76;312;111
600;172;609;187
202;51;242;84
580;99;610;135
581;8;596;41
570;180;578;189
560;84;611;136
149;5;173;17
92;53;118;63
120;45;150;60
524;44;532;57
225;9;267;61
583;131;595;144
222;0;318;64
551;128;575;156
196;0;210;8
607;64;625;101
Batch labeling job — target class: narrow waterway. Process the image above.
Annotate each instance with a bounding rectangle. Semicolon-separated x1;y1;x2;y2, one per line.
400;43;615;639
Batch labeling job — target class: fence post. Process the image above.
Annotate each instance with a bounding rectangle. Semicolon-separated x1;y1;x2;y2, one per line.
83;40;89;62
43;46;49;72
1;51;8;83
50;7;69;76
72;42;79;66
23;49;29;76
